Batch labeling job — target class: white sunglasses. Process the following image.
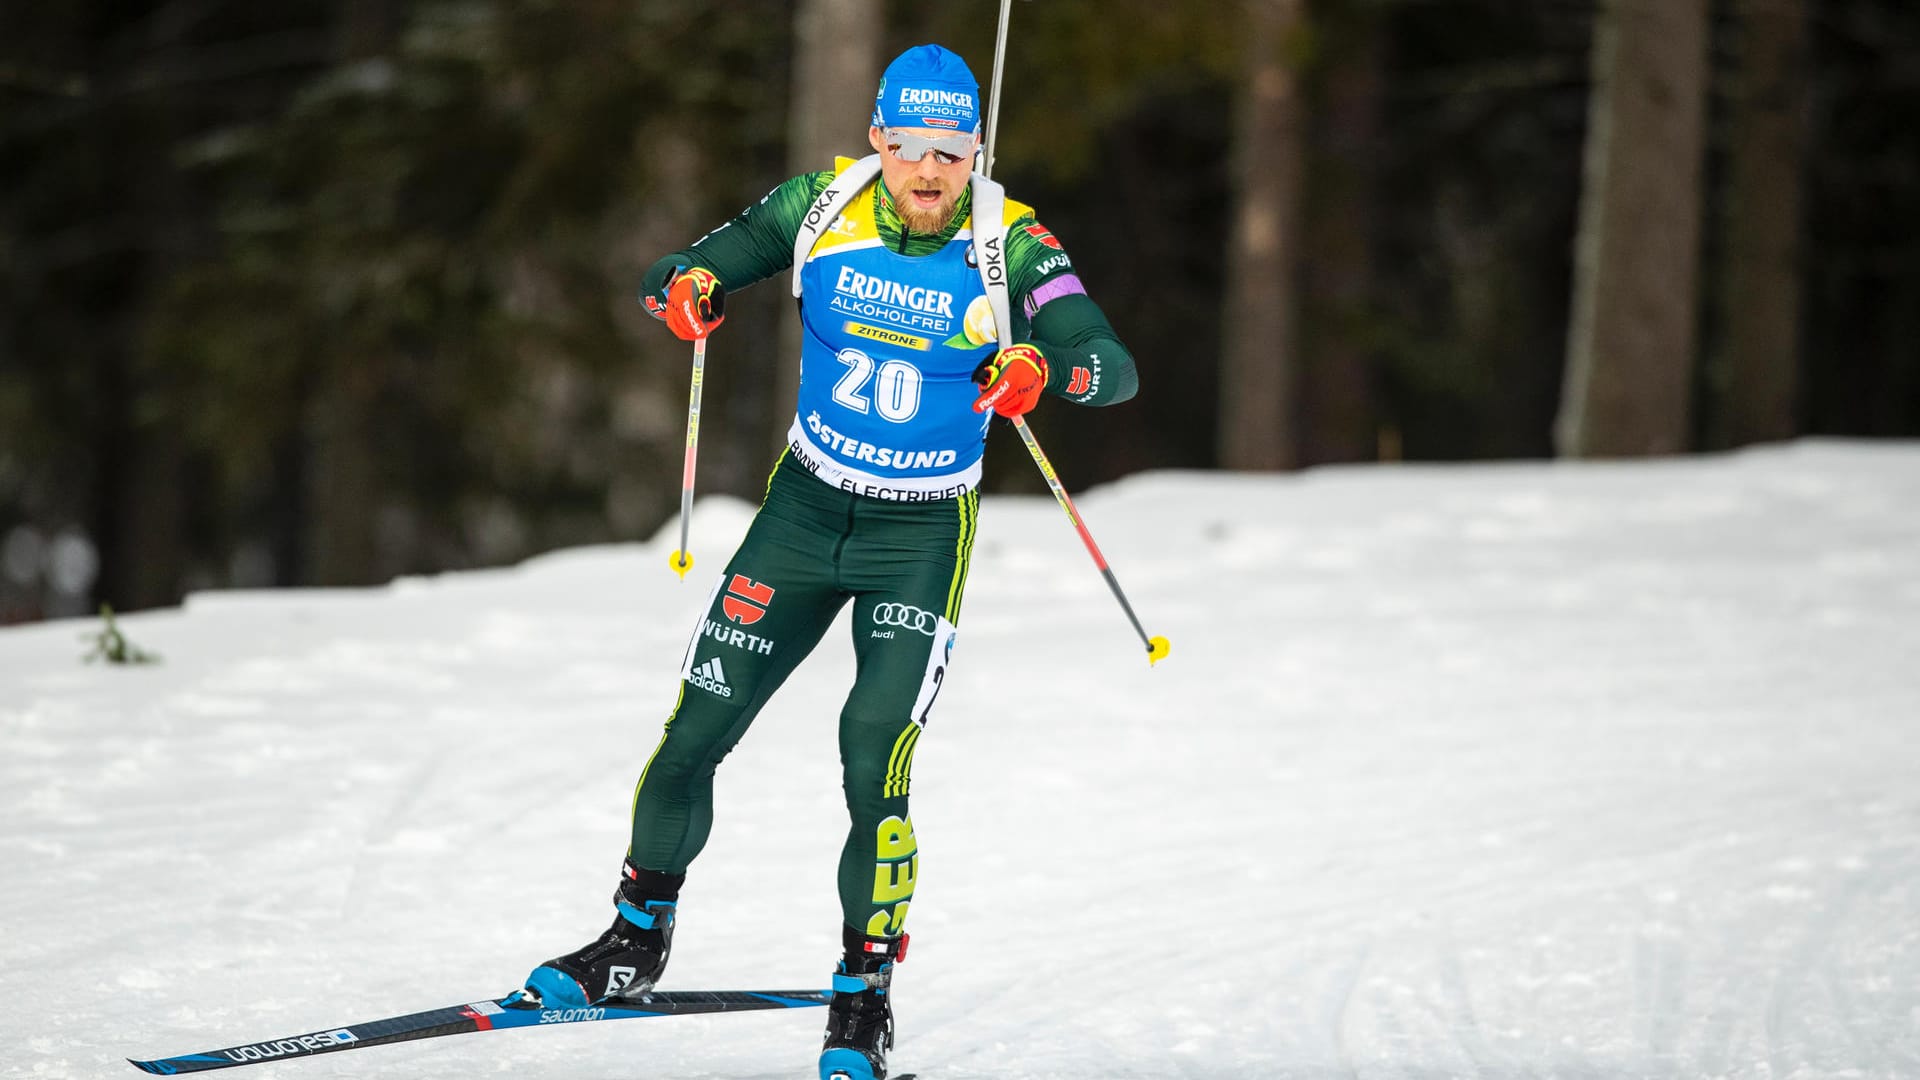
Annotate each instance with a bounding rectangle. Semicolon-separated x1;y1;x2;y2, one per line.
882;129;976;166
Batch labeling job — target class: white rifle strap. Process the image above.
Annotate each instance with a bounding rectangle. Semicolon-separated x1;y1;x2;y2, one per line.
791;156;1014;353
968;172;1014;352
791;154;885;297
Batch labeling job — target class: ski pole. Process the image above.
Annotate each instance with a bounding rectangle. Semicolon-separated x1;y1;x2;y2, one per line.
982;0;1014;177
980;0;1168;665
1012;417;1170;664
668;336;706;579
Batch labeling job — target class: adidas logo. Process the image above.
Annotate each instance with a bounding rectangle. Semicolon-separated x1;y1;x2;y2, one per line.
688;657;733;698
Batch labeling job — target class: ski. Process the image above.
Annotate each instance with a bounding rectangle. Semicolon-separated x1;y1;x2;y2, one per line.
129;988;831;1074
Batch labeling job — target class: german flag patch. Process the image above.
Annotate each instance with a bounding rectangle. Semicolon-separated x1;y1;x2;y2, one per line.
1023;223;1063;250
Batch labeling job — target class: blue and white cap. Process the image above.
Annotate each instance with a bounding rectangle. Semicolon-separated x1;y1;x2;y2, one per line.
871;44;981;134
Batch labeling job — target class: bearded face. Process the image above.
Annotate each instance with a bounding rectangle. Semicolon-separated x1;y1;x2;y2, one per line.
869;126;979;234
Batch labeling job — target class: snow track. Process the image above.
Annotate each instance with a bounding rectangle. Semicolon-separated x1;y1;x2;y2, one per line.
3;442;1917;1078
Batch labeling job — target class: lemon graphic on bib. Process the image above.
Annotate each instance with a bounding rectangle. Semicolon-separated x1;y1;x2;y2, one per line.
943;295;997;349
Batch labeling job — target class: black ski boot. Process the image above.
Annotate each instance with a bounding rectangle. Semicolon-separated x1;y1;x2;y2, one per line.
818;926;905;1080
521;862;683;1008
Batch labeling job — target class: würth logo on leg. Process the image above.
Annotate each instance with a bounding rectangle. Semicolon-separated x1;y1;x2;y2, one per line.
722;575;775;625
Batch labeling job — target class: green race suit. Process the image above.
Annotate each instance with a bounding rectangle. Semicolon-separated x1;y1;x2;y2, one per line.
629;161;1136;937
643;164;1138;409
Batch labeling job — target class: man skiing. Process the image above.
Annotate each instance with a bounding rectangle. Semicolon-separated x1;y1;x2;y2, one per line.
522;44;1137;1080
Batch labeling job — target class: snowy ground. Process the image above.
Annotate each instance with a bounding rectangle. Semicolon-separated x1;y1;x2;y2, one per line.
4;440;1919;1080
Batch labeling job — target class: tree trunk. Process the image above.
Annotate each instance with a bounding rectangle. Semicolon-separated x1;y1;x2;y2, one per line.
99;20;195;612
1708;0;1808;448
1302;4;1382;466
1556;0;1711;458
774;0;883;460
304;0;397;586
1219;0;1307;471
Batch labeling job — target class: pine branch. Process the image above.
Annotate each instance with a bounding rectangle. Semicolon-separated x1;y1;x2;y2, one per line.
80;604;162;665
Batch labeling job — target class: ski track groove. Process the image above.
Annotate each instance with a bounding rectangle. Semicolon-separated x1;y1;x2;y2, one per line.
340;753;446;922
1765;850;1871;1078
1631;925;1687;1075
1322;941;1369;1080
1430;936;1499;1078
1688;975;1740;1080
1816;854;1920;1078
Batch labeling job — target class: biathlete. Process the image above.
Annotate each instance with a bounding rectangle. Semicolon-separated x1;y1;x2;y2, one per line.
521;44;1138;1080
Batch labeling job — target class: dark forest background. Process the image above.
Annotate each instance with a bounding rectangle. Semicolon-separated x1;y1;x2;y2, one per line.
3;0;1915;621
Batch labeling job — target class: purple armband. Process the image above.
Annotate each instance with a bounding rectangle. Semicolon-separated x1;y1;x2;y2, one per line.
1022;273;1088;320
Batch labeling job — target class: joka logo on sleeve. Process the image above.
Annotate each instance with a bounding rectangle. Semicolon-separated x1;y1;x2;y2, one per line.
722;575;775;625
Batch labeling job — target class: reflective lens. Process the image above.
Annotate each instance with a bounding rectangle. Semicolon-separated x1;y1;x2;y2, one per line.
883;129;975;166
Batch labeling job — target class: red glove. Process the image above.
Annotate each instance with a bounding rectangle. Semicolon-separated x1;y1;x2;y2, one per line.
660;267;725;341
972;344;1048;418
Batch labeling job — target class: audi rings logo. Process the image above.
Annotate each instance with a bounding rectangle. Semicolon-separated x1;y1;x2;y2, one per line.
873;603;940;636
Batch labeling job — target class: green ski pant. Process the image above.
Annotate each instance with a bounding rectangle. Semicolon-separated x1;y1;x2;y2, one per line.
627;454;977;937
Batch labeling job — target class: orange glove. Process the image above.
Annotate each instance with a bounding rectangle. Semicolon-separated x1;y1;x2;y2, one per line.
660;267;726;341
971;344;1048;418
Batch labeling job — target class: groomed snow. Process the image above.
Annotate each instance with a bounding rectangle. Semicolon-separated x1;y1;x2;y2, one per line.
4;440;1918;1079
